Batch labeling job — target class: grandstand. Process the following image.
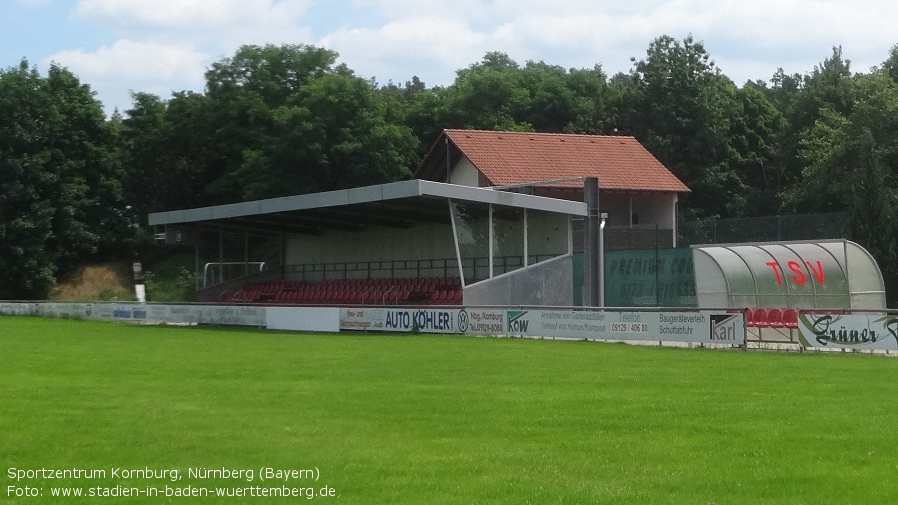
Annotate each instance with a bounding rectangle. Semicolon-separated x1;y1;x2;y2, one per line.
150;179;585;306
149;130;694;308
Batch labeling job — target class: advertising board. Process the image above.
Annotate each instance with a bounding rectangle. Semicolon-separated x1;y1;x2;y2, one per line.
339;307;745;345
340;307;463;334
267;307;340;332
488;309;743;344
0;302;266;327
797;313;898;350
2;302;744;345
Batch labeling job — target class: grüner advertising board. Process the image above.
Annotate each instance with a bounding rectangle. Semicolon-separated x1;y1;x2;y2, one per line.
797;313;898;350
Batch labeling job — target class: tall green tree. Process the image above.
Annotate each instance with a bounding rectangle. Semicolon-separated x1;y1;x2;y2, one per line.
223;71;418;200
794;71;898;298
881;44;898;84
431;52;614;135
200;44;418;201
626;35;749;217
564;65;617;134
767;47;856;213
381;77;445;156
727;85;787;214
121;91;216;217
436;52;532;131
0;61;123;299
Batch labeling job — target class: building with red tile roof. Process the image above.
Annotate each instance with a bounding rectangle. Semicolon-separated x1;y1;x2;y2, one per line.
417;129;688;193
416;129;689;247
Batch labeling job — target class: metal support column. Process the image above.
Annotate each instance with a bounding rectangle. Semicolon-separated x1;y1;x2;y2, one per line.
583;177;600;307
244;229;250;277
218;227;224;285
523;208;529;267
448;200;466;287
599;212;607;308
488;204;494;278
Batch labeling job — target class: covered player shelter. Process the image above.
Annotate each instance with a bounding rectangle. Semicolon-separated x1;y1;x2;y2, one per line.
692;239;886;310
149;179;589;306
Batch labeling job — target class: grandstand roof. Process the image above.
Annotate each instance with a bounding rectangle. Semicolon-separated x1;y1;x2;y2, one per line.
148;179;587;235
415;129;689;193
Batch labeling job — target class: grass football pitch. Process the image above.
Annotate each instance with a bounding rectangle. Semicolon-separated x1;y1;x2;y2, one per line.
2;316;898;504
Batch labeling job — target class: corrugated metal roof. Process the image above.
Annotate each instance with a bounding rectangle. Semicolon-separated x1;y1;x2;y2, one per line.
148;179;588;231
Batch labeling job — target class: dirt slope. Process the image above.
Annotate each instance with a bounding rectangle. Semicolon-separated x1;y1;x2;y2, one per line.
51;262;135;301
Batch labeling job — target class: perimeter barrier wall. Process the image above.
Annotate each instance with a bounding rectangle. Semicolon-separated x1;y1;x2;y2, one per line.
5;301;898;352
0;301;742;347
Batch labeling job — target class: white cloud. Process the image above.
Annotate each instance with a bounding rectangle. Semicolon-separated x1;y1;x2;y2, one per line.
74;0;315;51
32;0;898;112
44;39;208;111
75;0;310;28
319;3;646;85
48;39;207;83
59;0;318;112
320;17;494;84
322;0;898;86
355;0;490;22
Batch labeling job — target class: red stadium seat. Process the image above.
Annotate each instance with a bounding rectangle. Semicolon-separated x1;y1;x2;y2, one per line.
749;308;767;327
783;308;798;329
766;308;783;328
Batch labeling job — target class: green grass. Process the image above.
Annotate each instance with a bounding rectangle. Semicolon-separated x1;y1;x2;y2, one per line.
2;316;898;504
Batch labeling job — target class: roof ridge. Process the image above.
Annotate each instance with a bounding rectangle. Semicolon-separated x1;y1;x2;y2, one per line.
444;129;634;140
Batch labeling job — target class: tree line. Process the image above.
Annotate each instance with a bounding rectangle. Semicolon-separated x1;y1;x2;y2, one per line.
2;35;897;301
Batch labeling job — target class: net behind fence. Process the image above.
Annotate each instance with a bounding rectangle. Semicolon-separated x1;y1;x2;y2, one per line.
678;212;849;247
589;213;850;308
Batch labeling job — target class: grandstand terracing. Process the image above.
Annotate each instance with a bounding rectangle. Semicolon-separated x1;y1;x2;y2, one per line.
220;277;463;306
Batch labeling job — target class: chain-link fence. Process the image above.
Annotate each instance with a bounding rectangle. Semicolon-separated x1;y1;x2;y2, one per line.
678;212;849;247
587;213;851;307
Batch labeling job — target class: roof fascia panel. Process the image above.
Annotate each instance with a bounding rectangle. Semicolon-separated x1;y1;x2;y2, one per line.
149;179;586;226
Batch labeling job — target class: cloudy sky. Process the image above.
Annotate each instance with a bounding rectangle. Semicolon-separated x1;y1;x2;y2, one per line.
2;0;896;114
